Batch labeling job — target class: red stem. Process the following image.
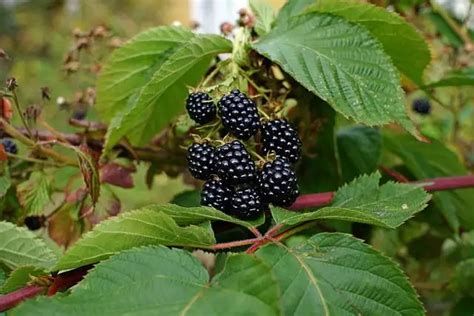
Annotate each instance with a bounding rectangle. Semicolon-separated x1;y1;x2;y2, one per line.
0;285;45;312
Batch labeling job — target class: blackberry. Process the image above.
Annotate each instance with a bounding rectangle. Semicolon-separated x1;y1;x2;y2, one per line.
258;157;299;207
186;92;216;125
24;216;45;231
201;179;232;213
215;140;256;185
230;187;263;220
261;119;302;163
412;99;431;115
187;142;216;180
412;98;431;115
218;89;260;140
1;138;18;154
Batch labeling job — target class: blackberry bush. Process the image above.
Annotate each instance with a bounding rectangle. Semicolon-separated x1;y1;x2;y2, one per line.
258;157;299;207
261;119;302;163
215;140;256;185
186;142;216;180
186;92;216;124
218;89;260;140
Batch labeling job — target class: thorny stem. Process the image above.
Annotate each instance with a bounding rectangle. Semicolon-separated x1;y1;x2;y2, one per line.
10;89;32;137
0;118;77;166
7;153;65;167
0;285;45;312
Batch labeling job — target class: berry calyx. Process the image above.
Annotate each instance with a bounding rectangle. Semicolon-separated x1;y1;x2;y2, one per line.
412;98;431;115
261;119;302;163
201;179;232;213
1;138;18;155
218;89;260;140
186;92;216;125
187;142;216;180
258;157;299;207
215;140;256;185
230;187;263;220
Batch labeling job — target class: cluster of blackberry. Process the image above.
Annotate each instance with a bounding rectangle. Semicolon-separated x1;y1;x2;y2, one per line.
1;138;18;155
185;89;301;220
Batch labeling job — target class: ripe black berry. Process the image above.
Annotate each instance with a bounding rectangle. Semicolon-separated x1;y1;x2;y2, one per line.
261;119;302;163
24;216;45;231
187;142;216;180
201;179;232;213
218;89;260;140
215;140;256;185
258;157;299;207
230;187;263;220
412;98;431;115
1;138;18;154
186;92;216;125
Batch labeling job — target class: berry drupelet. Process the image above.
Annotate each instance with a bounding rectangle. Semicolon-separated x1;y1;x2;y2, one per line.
186;92;216;125
258;157;299;207
1;138;18;154
215;140;256;185
24;216;45;231
201;179;232;213
218;89;260;140
412;98;431;115
230;187;263;220
187;142;216;180
261;119;302;163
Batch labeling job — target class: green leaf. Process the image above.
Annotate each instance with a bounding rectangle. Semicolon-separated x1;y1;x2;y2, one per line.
16;172;52;215
253;12;418;136
451;258;474;297
383;132;474;231
0;221;56;270
425;10;463;48
310;0;431;85
256;233;424;315
0;175;10;200
54;208;215;271
96;26;195;121
274;0;314;26
249;0;275;36
147;203;265;229
424;67;474;88
13;247;279;315
336;126;381;182
272;172;430;228
1;266;44;294
104;35;232;152
171;190;201;207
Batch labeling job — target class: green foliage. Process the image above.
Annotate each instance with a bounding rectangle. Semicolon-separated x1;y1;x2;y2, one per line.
249;0;275;36
253;12;418;136
256;233;424;315
425;67;474;88
384;133;474;231
12;247;279;315
0;266;44;294
310;0;431;85
16;172;52;215
336;126;381;182
103;34;232;152
55;207;215;271
272;172;430;228
451;258;474;297
0;221;56;270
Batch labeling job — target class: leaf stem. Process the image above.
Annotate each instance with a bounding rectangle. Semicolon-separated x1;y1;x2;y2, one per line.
0;285;45;312
212;237;259;250
10;89;32;138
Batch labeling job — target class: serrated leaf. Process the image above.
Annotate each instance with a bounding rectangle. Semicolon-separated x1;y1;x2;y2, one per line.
384;132;474;231
253;12;418;137
249;0;275;36
274;0;313;26
16;172;52;215
96;26;195;121
310;0;431;85
13;247;279;315
54;208;215;271
0;221;56;270
336;126;381;182
256;233;424;315
0;266;44;294
104;35;232;152
272;172;430;228
424;67;474;88
147;203;265;229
